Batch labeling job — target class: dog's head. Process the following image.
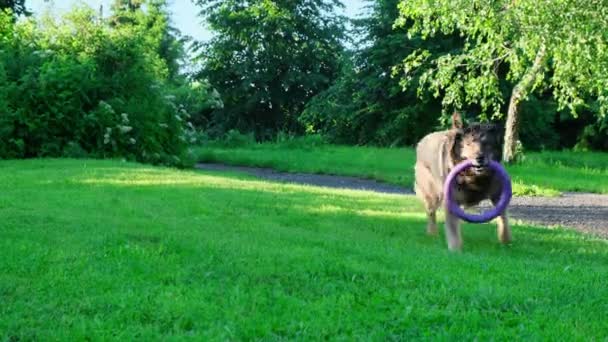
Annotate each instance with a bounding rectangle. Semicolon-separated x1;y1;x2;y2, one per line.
449;112;502;175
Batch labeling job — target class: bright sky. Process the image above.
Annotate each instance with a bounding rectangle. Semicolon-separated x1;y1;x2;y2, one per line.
27;0;368;43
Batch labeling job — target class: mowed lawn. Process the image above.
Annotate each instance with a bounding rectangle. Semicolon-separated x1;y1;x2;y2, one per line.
2;159;608;340
195;143;608;196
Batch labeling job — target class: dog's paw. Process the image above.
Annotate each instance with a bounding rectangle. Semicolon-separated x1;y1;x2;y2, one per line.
447;241;463;252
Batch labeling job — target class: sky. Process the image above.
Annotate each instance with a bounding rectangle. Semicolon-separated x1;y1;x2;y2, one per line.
27;0;368;43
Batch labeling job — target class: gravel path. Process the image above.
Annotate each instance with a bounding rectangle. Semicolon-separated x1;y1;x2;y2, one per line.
196;163;608;238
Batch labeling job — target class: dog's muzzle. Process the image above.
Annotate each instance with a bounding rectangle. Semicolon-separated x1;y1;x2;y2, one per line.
471;157;489;174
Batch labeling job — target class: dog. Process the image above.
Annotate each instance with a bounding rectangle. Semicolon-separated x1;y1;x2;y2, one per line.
414;112;510;251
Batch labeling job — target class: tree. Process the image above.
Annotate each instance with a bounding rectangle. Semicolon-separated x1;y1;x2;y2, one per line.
110;0;144;17
193;0;346;139
301;0;460;146
395;0;608;162
0;0;30;18
109;1;137;27
110;0;187;80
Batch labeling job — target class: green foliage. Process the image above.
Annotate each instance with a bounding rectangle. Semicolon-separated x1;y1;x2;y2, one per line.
300;0;460;146
0;3;208;166
193;0;346;139
518;95;560;150
111;0;188;80
394;0;608;121
170;80;223;129
0;0;30;18
3;159;608;339
221;129;256;148
275;132;327;149
515;94;601;152
576;115;608;151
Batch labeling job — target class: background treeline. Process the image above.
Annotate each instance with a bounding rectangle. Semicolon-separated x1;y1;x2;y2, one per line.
1;0;605;167
192;0;606;151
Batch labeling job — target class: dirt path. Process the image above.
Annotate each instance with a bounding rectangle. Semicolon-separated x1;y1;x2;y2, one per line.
196;163;608;238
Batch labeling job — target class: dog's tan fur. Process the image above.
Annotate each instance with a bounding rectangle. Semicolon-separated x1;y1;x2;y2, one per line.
414;112;511;251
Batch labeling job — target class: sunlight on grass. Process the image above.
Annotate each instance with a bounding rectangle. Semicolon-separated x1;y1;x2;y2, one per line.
511;182;560;197
303;204;427;220
75;169;412;200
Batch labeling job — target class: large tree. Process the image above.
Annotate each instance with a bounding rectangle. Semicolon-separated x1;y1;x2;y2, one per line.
301;0;460;146
193;0;346;139
395;0;608;162
110;0;187;80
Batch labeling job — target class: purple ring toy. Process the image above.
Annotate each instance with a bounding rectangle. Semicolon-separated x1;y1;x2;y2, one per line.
443;160;512;223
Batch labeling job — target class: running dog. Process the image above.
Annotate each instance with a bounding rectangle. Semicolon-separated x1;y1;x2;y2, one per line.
414;112;510;251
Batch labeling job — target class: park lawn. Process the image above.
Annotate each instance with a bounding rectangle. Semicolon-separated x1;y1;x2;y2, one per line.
195;143;608;196
1;159;608;340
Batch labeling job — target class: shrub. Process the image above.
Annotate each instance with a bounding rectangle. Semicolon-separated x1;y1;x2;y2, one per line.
221;129;256;148
0;5;208;167
518;96;560;150
575;116;608;151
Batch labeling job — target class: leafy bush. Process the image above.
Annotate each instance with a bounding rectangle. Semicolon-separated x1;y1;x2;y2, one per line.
0;4;209;166
221;129;256;148
169;80;223;130
575;116;608;151
519;94;605;152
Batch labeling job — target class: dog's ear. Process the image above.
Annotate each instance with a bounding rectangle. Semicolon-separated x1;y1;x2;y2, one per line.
447;129;464;163
452;112;463;129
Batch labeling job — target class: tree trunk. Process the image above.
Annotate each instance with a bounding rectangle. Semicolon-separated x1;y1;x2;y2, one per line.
503;86;523;163
503;44;547;163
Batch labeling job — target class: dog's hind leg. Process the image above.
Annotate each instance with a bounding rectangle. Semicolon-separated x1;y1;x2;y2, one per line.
445;211;463;251
414;162;441;235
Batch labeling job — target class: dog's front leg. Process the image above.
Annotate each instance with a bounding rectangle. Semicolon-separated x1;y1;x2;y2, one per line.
427;211;438;235
492;198;512;244
445;211;462;251
496;212;511;244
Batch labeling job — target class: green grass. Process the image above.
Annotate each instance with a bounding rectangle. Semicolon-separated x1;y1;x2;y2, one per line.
195;143;608;196
2;159;608;340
